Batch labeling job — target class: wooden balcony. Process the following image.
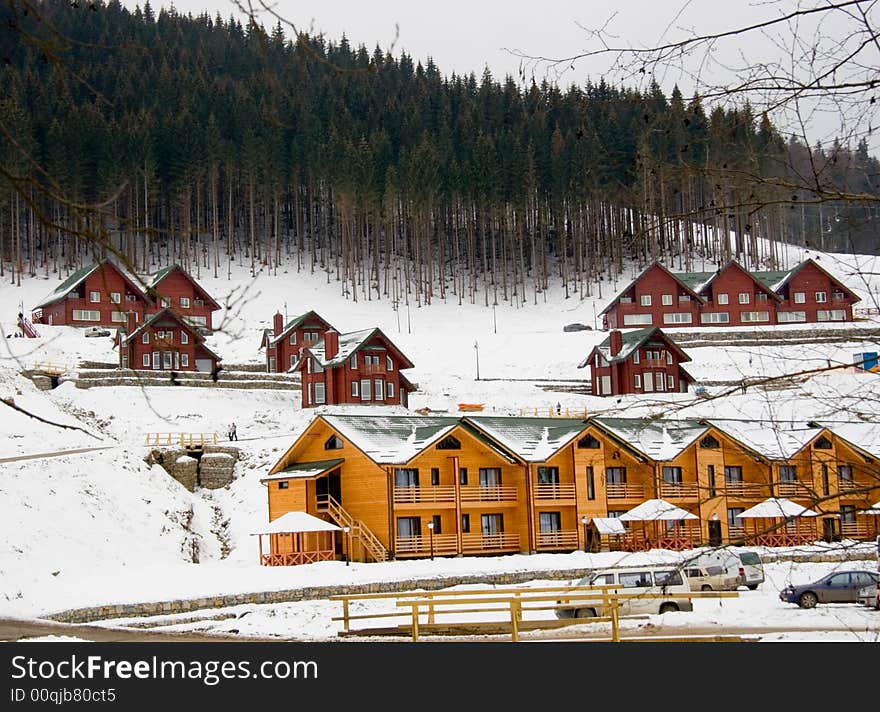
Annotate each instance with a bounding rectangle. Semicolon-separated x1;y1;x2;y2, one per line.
727;526;746;542
838;480;873;495
722;482;767;499
535;529;579;550
658;482;700;500
841;522;879;540
355;363;388;375
393;486;456;504
461;532;520;553
460;485;518;503
395;534;459;557
534;483;577;501
775;482;807;498
605;482;645;500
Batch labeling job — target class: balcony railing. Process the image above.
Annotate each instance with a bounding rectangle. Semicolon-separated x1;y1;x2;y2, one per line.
606;482;645;499
395;534;459;556
536;529;579;550
722;482;767;498
461;532;520;553
460;485;518;502
355;363;388;375
727;525;746;542
534;483;577;500
658;482;700;500
393;486;456;504
841;522;878;540
774;482;808;498
838;479;872;494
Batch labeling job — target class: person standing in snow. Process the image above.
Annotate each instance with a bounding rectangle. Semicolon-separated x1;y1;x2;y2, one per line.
230;422;238;441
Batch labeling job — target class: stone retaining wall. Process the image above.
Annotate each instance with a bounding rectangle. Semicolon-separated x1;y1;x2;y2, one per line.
44;547;877;624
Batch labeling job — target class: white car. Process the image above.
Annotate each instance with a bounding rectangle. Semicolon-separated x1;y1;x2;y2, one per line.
83;326;111;337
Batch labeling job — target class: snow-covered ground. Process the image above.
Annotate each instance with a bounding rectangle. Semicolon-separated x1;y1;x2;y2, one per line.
1;244;879;642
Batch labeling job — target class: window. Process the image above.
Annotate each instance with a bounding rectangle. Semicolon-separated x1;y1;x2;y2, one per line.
632;350;640;364
304;332;318;342
663;312;692;324
89;291;101;303
194;298;204;306
479;468;502;486
109;292;121;304
374;379;384;400
436;436;461;450
778;311;806;323
152;352;160;369
125;293;138;302
779;465;797;482
814;435;832;449
727;508;745;527
314;382;326;404
597;353;609;368
394;468;419;488
661;294;673;306
387;382;395;399
278;481;288;490
678;294;691;302
756;292;768;302
180;297;190;309
794;291;806;304
111;311;127;322
707;465;716;497
160;297;171;308
662;466;682;483
645;350;661;361
181;331;189;345
666;351;673;365
578;434;601;449
481;513;504;536
366;355;380;366
740;311;770;322
667;375;675;390
640;295;652;306
700;435;720;449
623;314;653;326
539;512;561;533
619;571;653;588
189;315;207;326
643;373;653;392
306;383;313;405
837;464;854;482
142;332;149;344
290;333;297;345
180;354;189;367
655;372;665;391
72;309;101;321
716;293;729;305
634;374;642;389
351;381;359;398
312;358;323;374
738;292;750;304
598;375;611;395
431;515;442;534
431;468;440;486
142;354;150;367
325;435;344;450
724;466;743;483
586;466;595;500
840;505;856;524
817;309;846;321
832;290;845;301
815;291;827;303
537;466;559;484
700;312;730;324
461;514;470;533
386;356;393;371
396;517;421;539
459;467;468;485
822;464;829;496
360;379;371;401
605;467;627;484
163;352;172;369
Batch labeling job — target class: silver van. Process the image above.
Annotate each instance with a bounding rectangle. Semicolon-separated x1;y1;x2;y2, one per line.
555;565;694;619
686;548;765;590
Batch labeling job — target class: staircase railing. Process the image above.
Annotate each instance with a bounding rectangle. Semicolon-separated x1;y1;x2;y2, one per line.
317;494;388;562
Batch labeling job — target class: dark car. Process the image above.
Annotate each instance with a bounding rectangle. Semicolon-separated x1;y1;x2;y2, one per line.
779;570;879;609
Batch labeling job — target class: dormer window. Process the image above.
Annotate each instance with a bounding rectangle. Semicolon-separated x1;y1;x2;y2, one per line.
436;436;461;450
324;435;344;450
699;435;720;449
814;435;833;450
577;434;601;449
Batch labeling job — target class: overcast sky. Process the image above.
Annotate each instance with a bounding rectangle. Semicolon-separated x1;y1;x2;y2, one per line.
123;1;877;151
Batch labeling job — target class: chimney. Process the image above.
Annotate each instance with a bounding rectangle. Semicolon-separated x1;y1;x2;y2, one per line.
273;312;283;337
324;328;339;359
609;329;622;357
126;310;136;336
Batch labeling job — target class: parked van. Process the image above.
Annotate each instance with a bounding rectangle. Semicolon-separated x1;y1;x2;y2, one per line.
683;564;740;591
555;565;694;619
684;548;765;590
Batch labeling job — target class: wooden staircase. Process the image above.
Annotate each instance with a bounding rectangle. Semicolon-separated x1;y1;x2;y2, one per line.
318;495;388;563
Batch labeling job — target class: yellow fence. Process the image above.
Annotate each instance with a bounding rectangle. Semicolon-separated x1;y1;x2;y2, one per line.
27;361;67;376
516;407;591;418
144;432;220;447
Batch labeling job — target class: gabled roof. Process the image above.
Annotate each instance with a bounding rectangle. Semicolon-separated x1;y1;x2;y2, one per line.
260;458;344;483
123;308;206;345
708;260;782;301
579;327;690;368
706;419;825;460
598;262;707;316
590;417;709;461
147;264;221;310
297;327;414;371
753;258;861;303
463;416;588;462
812;421;880;460
268;310;334;347
34;259;147;309
251;511;340;534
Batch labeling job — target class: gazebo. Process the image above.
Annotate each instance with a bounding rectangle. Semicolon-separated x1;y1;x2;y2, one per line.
618;498;701;552
735;497;819;547
253;512;341;566
587;517;626;552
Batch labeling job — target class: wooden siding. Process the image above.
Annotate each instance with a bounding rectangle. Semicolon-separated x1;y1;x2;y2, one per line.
149;269;217;330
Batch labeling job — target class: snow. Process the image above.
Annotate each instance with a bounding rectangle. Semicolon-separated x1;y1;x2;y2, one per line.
618;499;700;521
737;498;821;519
253;511;341;535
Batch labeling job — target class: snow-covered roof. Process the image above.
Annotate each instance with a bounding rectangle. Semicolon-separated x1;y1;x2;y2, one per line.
320;415;463;464
261;458;344;482
580;327;689;368
147;264;220;309
820;421;880;459
619;498;698;521
268;311;332;346
591;517;626;535
592;418;708;461
34;260;146;310
252;511;340;535
707;419;822;459
464;416;587;462
858;501;880;515
736;497;820;519
676;270;718;294
299;327;414;372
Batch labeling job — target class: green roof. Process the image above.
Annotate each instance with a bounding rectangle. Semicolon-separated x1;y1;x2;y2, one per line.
752;269;794;290
580;327;687;367
675;271;718;293
263;458;344;481
592;417;709;461
34;262;101;309
464;416;587;462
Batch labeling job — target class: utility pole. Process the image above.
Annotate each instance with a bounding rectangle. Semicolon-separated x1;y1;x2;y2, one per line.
474;341;480;381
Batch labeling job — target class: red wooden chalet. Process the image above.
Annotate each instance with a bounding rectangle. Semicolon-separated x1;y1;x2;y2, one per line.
261;311;335;373
118;308;221;373
294;327;416;408
145;264;220;332
599;258;860;329
31;259;148;327
579;327;693;396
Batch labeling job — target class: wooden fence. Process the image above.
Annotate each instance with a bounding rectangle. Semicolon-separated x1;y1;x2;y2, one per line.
144;432;220;447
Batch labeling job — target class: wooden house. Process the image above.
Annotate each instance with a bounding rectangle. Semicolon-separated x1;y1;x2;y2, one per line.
293;327;416;408
117;308;221;373
599;258;860;329
261;311;335;373
145;264;220;332
579;327;693;396
31;260;148;327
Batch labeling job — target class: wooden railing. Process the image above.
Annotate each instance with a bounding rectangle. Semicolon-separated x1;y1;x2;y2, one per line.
516;407;591;418
393;486;456;504
606;482;645;499
461;532;520;552
534;483;577;500
536;530;579;550
28;361;68;376
261;550;334;566
658;482;700;500
394;534;459;556
722;482;767;498
317;495;388;562
144;432;219;447
775;482;805;498
727;525;746;542
460;485;518;502
841;522;878;540
838;479;873;494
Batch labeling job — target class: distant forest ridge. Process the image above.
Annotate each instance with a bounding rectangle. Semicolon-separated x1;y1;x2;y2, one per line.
1;0;879;306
